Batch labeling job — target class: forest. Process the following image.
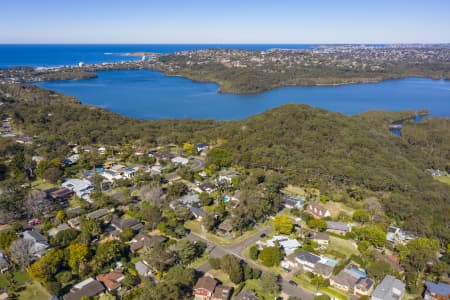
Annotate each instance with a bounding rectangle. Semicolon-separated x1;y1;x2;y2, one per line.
1;83;449;244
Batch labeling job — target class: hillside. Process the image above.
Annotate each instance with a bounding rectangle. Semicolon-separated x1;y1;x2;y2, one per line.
1;83;449;242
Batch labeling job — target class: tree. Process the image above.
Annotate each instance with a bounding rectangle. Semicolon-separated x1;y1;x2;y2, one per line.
209;257;221;269
259;246;283;267
260;271;280;294
404;238;439;287
249;245;259;260
92;240;125;271
183;143;194;155
139;184;163;205
354;225;386;247
199;192;213;206
43;167;62;183
0;231;16;250
367;260;394;282
9;238;34;269
52;228;79;247
352;209;370;224
120;227;135;242
140;204;162;230
273;215;293;234
25;190;47;218
28;248;64;284
307;219;327;232
166;182;187;200
314;295;330;300
55;210;66;224
174;239;203;265
166;265;195;288
220;254;243;284
67;243;89;274
207;148;232;168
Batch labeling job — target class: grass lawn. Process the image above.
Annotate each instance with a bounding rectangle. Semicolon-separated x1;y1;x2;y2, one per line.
435;176;450;186
19;281;51;300
185;220;261;247
31;179;57;190
321;286;349;300
328;235;359;257
0;271;30;288
282;185;320;198
244;279;278;300
323;201;355;218
207;269;235;287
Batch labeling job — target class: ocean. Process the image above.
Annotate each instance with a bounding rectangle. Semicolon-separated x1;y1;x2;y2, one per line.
0;44;320;68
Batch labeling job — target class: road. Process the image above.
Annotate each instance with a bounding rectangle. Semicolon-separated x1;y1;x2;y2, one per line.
187;226;314;300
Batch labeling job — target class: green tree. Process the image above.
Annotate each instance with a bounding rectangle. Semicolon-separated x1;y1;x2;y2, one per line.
199;192;213;206
354;225;386;247
166;265;195;288
260;271;279;294
0;231;16;250
220;254;243;284
55;210;66;224
352;209;370;224
120;227;135;242
258;246;283;267
307;219;327;232
28;248;64;284
273;215;293;234
209;257;221;269
207;148;232;168
404;237;439;287
249;245;259;260
67;243;89;274
367;259;394;283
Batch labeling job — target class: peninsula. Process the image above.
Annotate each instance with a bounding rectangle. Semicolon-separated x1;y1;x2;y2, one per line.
1;45;450;94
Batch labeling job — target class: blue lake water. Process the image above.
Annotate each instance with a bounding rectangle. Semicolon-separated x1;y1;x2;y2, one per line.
36;70;450;120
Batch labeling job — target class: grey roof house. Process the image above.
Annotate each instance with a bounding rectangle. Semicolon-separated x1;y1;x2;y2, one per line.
371;275;405;300
21;230;50;259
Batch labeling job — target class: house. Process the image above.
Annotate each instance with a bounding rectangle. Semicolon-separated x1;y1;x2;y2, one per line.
282;194;305;209
0;250;9;273
313;262;334;278
62;179;94;200
197;182;216;193
190;206;205;220
111;216;144;232
172;156;189;166
68;217;81;229
45;187;74;203
424;281;450;300
217;171;239;184
135;260;150;277
386;226;415;245
313;232;330;246
197;143;209;153
86;208;110;221
63;154;80;166
21;230;50;259
295;251;321;271
170;193;200;209
101;170;122;181
194;276;232;300
48;223;71;237
235;289;260;300
217;219;233;236
212;285;233;300
262;235;301;255
371;275;405;300
330;268;364;293
96;269;125;291
122;167;136;178
307;202;331;218
326;221;352;235
354;277;375;297
129;233;167;253
63;278;105;300
0;292;8;300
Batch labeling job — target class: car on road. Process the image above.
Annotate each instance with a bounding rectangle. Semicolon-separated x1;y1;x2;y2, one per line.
260;233;266;238
288;280;298;287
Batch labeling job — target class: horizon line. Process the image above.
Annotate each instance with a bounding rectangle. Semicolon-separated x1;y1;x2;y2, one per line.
1;42;450;45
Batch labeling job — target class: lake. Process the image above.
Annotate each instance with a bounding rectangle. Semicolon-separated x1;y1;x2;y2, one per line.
36;70;450;120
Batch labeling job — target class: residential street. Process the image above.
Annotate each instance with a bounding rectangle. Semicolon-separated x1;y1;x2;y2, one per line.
187;226;314;300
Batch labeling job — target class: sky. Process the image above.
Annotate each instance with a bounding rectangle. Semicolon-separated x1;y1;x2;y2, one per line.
2;0;450;44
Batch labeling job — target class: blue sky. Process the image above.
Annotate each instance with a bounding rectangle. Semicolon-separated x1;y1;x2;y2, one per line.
2;0;450;43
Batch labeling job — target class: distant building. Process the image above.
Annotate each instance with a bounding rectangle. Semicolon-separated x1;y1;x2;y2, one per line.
96;269;125;291
313;232;330;246
371;275;405;300
48;223;71;237
194;276;232;300
21;230;50;259
172;156;189;165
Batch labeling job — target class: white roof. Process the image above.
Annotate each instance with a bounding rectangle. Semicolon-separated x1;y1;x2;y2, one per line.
73;277;96;290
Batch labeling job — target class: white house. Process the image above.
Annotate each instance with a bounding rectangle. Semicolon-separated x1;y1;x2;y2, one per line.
263;235;301;255
62;179;94;200
171;156;189;165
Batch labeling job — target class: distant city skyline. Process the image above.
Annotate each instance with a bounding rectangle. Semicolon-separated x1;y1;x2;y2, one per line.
2;0;450;44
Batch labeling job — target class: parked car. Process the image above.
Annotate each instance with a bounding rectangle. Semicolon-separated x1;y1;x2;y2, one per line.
288;280;298;286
